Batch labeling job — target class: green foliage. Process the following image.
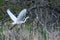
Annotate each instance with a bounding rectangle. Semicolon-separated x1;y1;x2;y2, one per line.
25;22;32;32
0;28;3;33
0;10;3;21
39;25;46;40
42;30;46;40
53;0;58;4
40;28;46;40
40;29;46;40
0;0;3;6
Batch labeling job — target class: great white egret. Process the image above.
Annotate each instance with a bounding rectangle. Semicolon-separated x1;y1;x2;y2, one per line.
7;9;29;29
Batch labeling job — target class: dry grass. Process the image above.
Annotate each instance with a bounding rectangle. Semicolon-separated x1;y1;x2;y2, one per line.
0;22;60;40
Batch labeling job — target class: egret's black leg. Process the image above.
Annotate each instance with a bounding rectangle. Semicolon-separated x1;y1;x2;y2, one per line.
9;24;17;30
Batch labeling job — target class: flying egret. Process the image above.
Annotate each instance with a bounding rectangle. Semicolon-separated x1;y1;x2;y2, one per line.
7;9;29;29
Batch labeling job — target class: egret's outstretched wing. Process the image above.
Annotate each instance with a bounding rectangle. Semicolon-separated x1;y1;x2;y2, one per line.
17;9;27;21
7;9;17;22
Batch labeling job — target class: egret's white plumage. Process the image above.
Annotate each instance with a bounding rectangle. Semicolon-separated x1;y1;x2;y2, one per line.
7;9;29;25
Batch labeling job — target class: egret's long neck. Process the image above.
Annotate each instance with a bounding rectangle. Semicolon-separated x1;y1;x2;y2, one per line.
23;17;29;23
